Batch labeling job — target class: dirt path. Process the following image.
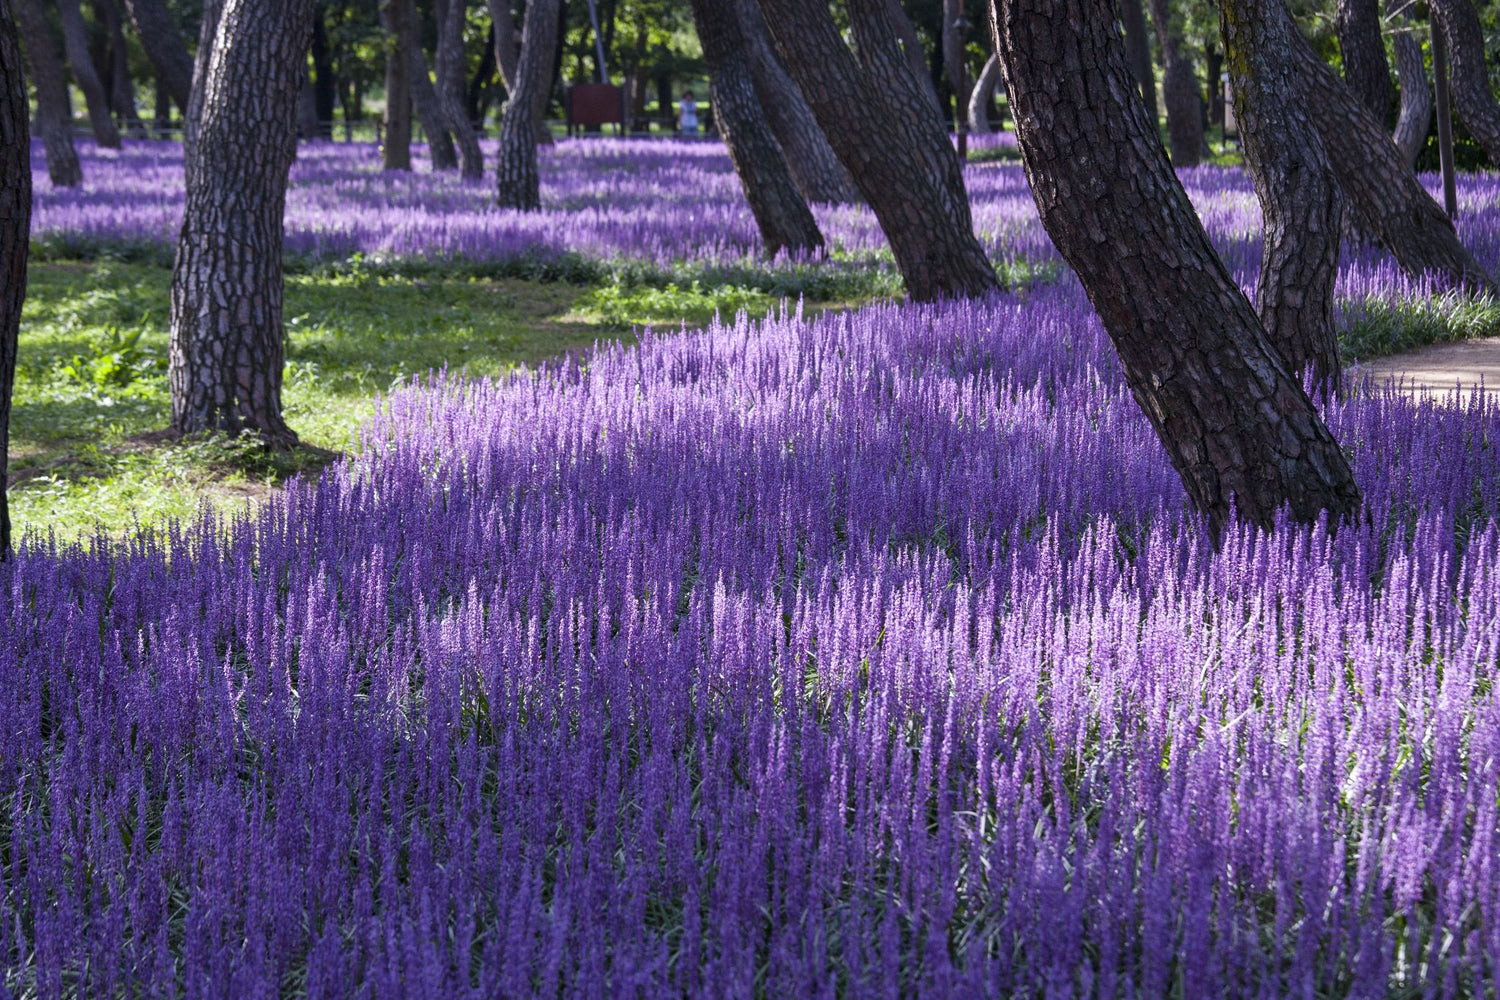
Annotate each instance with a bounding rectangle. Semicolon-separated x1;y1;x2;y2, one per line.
1356;337;1500;397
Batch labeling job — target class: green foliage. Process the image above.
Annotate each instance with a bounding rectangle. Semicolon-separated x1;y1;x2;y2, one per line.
573;280;779;328
1339;290;1500;360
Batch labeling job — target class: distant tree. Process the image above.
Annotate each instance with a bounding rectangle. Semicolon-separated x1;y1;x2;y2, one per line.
1427;0;1500;165
97;0;146;136
991;0;1361;532
55;0;121;146
411;11;457;169
967;51;1001;133
495;0;559;208
1336;0;1393;119
1148;0;1203;166
382;0;413;169
169;0;315;444
1;0;29;556
488;0;553;143
123;0;193;111
436;0;483;177
1120;0;1155;120
1389;0;1430;167
13;0;81;186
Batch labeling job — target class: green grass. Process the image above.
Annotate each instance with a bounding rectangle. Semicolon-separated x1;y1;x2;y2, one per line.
1339;291;1500;361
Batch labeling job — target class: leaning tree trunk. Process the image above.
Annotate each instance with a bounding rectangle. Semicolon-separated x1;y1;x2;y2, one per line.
382;0;412;170
436;0;483;178
991;0;1361;534
687;0;823;256
13;0;80;186
1148;0;1203;167
489;0;553;144
169;0;314;444
1289;28;1496;294
737;0;859;204
942;0;966;128
1120;0;1156;121
98;0;145;136
123;0;192;112
495;0;559;208
1428;0;1500;166
1337;0;1394;120
1222;0;1342;389
756;0;997;299
968;52;1002;133
1390;4;1431;167
184;0;222;177
1;0;30;556
878;0;944;124
56;0;121;147
411;44;458;169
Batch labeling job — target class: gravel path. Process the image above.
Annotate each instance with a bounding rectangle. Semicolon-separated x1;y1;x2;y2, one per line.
1356;337;1500;397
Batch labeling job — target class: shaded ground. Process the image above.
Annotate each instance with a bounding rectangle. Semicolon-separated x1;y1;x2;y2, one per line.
1360;335;1500;396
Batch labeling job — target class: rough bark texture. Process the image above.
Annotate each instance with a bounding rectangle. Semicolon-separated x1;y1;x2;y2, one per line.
757;0;998;300
1148;0;1203;166
184;0;223;178
1390;10;1431;167
123;0;191;111
411;44;457;169
1;0;30;556
97;0;144;135
968;52;1001;132
878;0;943;123
56;0;120;146
1120;0;1156;120
1290;29;1495;294
13;0;80;185
495;0;559;208
436;0;483;178
688;0;822;256
1337;0;1394;120
737;0;859;204
992;0;1361;533
382;0;412;170
1222;0;1342;388
1428;0;1500;165
169;0;314;444
490;0;553;144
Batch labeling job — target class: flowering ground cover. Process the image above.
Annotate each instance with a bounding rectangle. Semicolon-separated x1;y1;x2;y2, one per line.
4;280;1500;996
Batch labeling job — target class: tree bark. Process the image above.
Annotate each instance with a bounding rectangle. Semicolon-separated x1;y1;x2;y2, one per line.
297;68;319;139
489;0;553;144
991;0;1361;533
1427;0;1500;165
1336;0;1394;120
55;0;121;146
123;0;191;112
13;0;80;185
876;0;943;124
1120;0;1156;120
736;0;859;204
310;8;334;136
411;41;458;169
169;0;313;444
968;52;1001;133
756;0;997;300
97;0;144;136
687;0;823;256
382;0;412;170
1390;3;1431;167
184;0;222;176
1148;0;1203;166
1289;28;1496;294
942;0;965;127
1;0;30;556
1222;0;1342;388
495;0;559;208
436;0;482;177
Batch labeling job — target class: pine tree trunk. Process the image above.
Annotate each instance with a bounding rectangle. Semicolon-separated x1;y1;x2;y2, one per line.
687;0;822;256
382;0;412;170
489;0;553;144
1148;0;1203;166
1289;28;1496;294
169;0;313;445
411;43;457;169
495;0;558;208
992;0;1361;533
1222;0;1342;388
1427;0;1500;165
737;0;859;204
1120;0;1156;121
436;0;482;177
756;0;997;300
123;0;191;112
1;0;30;556
13;0;80;185
310;9;334;136
967;53;1001;133
298;69;319;139
184;0;222;175
1336;0;1394;120
878;0;943;123
56;0;121;146
1390;9;1431;167
97;0;144;136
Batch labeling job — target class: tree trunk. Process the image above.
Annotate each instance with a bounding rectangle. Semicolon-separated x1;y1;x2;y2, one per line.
872;0;944;125
98;0;144;135
1120;0;1156;120
1;0;30;556
1427;0;1500;165
382;0;412;170
13;0;80;185
757;0;997;300
123;0;191;112
436;0;482;177
152;74;169;133
466;21;496;124
968;52;1001;132
1222;0;1342;388
1289;28;1496;294
1390;5;1431;167
991;0;1361;533
1336;0;1394;120
411;42;457;168
298;68;319;139
310;8;334;137
942;0;965;128
1148;0;1203;166
184;0;222;175
495;0;558;208
737;0;859;204
489;0;553;144
56;0;121;146
169;0;313;445
688;0;823;256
